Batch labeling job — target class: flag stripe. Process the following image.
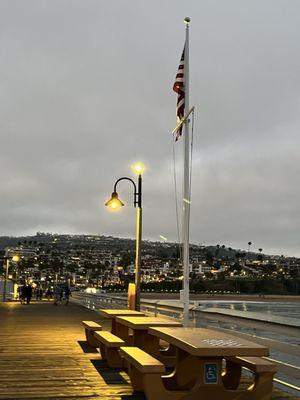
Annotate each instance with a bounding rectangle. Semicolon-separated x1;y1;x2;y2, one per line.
173;46;185;141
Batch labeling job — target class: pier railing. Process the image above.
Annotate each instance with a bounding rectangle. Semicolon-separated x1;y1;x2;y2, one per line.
71;291;300;396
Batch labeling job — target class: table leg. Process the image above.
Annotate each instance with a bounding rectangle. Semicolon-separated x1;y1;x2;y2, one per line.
111;318;116;334
133;331;173;366
133;329;148;349
143;334;176;367
143;333;160;356
168;357;224;400
171;349;202;390
115;322;130;343
222;359;242;390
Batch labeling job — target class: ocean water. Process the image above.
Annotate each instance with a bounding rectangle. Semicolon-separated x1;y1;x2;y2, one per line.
196;300;300;324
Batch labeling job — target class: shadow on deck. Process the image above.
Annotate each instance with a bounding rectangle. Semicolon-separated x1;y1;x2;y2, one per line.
0;301;297;399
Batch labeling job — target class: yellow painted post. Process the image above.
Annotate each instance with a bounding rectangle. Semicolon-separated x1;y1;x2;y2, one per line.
128;283;136;310
134;206;142;310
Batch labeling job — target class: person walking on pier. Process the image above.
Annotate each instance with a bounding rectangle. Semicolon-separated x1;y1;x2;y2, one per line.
46;286;52;300
53;285;62;306
36;287;43;301
19;285;26;304
24;283;32;305
64;286;71;306
35;287;39;301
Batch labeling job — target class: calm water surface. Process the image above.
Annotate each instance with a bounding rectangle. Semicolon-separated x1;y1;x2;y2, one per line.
197;300;300;321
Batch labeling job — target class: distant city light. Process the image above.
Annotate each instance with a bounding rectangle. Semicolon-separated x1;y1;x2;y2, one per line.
86;287;97;294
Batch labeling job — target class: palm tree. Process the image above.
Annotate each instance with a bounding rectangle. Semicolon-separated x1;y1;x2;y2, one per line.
258;248;263;263
248;241;252;252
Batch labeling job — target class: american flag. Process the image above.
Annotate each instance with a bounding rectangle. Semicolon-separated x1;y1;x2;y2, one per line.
173;46;185;141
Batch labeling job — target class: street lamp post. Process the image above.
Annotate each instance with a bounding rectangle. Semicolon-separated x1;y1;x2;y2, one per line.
3;259;9;302
105;164;143;311
2;255;20;302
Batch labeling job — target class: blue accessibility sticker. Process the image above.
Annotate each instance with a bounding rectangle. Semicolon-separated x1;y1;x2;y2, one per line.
204;363;218;384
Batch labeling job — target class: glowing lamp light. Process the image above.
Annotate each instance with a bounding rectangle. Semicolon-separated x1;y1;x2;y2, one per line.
105;191;124;210
132;162;145;175
12;255;20;262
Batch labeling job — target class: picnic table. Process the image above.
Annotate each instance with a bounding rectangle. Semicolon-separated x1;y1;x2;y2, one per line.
98;309;145;334
148;326;269;357
135;326;274;400
114;316;182;349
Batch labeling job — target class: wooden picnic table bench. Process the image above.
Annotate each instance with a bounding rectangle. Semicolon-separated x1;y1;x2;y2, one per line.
223;355;277;390
98;309;145;334
120;347;166;392
81;320;102;347
114;316;182;350
94;331;125;368
121;326;275;400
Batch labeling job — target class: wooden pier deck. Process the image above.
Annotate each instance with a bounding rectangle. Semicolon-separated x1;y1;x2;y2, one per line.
0;301;297;399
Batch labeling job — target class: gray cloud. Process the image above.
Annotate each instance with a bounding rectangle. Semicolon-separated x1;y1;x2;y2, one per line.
0;0;299;256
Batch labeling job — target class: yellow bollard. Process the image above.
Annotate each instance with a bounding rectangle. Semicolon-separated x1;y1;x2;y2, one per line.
128;283;136;310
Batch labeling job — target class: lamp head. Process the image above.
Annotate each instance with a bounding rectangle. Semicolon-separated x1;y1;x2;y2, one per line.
131;162;145;175
105;191;124;210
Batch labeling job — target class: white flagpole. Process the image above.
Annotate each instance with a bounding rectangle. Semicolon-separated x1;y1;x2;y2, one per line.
182;17;190;326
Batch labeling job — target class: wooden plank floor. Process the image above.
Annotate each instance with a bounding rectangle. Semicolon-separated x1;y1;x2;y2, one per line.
0;301;297;399
0;301;144;399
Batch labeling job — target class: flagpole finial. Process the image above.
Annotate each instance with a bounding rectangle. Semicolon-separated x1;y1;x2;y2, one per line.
184;17;190;25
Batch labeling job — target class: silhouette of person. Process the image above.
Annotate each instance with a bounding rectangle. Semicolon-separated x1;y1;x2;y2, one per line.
20;285;26;304
25;284;32;304
64;286;71;305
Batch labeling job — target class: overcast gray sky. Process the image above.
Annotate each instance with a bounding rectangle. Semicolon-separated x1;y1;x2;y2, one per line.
0;0;299;256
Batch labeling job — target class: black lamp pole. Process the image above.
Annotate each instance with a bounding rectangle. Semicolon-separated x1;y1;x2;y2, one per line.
112;174;142;310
